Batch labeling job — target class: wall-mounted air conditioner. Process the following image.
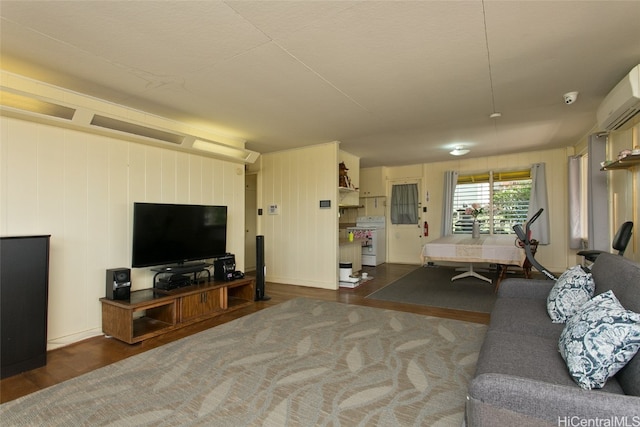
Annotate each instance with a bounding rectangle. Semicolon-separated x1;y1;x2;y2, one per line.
596;64;640;131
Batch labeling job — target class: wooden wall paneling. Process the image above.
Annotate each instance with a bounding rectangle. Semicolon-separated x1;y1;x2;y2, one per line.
86;138;109;329
211;158;225;203
127;144;148;293
36;126;65;236
62;132;89;335
35;126;65;341
2;116;249;347
262;154;278;281
233;163;246;269
175;152;190;204
161;150;177;202
107;140;130;269
261;143;338;289
269;154;284;279
128;143;147;204
201;157;214;206
6;120;38;232
291;150;305;279
189;154;203;204
228;162;244;269
144;146;163;202
281;150;295;279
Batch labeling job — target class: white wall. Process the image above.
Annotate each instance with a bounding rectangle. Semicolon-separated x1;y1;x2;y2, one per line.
0;116;246;348
259;142;339;289
371;148;574;271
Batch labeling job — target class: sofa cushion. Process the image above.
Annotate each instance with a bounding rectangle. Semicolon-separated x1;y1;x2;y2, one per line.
590;253;640;396
591;253;640;314
474;330;624;393
490;297;564;338
496;278;555;299
547;265;594;323
559;290;640;390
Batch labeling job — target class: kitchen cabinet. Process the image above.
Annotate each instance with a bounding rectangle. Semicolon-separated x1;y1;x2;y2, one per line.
359;167;387;197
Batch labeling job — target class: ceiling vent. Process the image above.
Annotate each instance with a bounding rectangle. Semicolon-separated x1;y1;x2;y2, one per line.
597;64;640;131
90;114;185;145
0;89;76;121
1;72;259;164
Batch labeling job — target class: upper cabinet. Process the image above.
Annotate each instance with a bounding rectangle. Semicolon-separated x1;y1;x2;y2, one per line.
359;167;388;197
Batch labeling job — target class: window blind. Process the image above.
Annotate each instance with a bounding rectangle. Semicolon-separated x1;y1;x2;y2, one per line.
453;170;531;235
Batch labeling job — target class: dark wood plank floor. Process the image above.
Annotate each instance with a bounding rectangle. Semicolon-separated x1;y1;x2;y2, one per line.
1;263;491;404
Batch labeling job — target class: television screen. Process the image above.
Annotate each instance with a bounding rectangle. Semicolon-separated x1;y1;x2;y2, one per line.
132;203;227;268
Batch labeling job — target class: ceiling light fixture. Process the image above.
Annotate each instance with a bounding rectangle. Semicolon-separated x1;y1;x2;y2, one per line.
450;146;470;156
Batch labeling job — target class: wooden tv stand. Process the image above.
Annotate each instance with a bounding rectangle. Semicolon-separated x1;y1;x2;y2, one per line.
100;277;254;344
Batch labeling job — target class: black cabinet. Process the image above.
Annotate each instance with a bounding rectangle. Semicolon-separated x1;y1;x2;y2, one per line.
0;235;51;379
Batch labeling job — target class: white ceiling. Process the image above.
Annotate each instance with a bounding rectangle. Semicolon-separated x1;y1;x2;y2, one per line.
1;1;639;167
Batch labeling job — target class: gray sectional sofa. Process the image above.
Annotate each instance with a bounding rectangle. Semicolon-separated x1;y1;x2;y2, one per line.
466;252;640;426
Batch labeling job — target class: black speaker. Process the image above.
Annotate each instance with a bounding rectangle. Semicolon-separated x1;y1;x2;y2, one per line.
105;268;131;300
255;235;270;301
214;255;236;281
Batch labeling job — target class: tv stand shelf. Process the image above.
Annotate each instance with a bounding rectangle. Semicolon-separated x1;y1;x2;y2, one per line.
100;277;254;344
151;263;212;290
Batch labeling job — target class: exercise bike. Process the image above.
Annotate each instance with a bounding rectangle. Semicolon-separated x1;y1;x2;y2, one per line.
513;208;558;281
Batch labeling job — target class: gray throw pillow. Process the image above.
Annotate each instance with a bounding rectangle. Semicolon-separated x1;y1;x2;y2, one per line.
558;290;640;390
547;265;595;323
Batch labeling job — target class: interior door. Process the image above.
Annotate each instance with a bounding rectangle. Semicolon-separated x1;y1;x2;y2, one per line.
387;179;424;264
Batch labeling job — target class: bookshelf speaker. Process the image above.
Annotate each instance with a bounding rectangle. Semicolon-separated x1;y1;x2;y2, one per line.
105;268;131;300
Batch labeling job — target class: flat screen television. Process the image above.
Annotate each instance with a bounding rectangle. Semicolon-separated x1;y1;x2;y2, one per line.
131;202;227;268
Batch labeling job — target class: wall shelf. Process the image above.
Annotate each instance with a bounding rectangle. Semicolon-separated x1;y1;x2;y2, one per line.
339;187;357;193
601;154;640;170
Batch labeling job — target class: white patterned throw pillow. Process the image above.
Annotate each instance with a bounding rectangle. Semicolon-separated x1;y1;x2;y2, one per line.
558;290;640;390
547;265;595;323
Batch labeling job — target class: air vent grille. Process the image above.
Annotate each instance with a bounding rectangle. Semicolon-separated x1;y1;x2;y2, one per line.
90;114;184;144
609;107;639;131
0;90;76;120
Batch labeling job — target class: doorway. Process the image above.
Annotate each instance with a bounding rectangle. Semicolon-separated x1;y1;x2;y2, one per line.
387;179;424;264
244;173;257;272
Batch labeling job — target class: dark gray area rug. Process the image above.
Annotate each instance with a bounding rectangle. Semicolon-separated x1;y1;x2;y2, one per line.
367;266;498;313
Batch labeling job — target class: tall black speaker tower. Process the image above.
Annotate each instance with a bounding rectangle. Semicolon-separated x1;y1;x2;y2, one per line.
255;235;270;301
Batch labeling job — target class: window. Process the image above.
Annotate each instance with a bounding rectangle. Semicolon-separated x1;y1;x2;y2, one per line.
390;183;419;224
452;170;531;235
579;154;589;244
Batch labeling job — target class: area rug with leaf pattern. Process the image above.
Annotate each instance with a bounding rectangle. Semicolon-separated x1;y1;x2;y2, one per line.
0;298;486;426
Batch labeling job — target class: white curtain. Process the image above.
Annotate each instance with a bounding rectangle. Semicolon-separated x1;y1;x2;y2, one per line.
528;163;550;244
441;171;458;236
568;156;583;249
